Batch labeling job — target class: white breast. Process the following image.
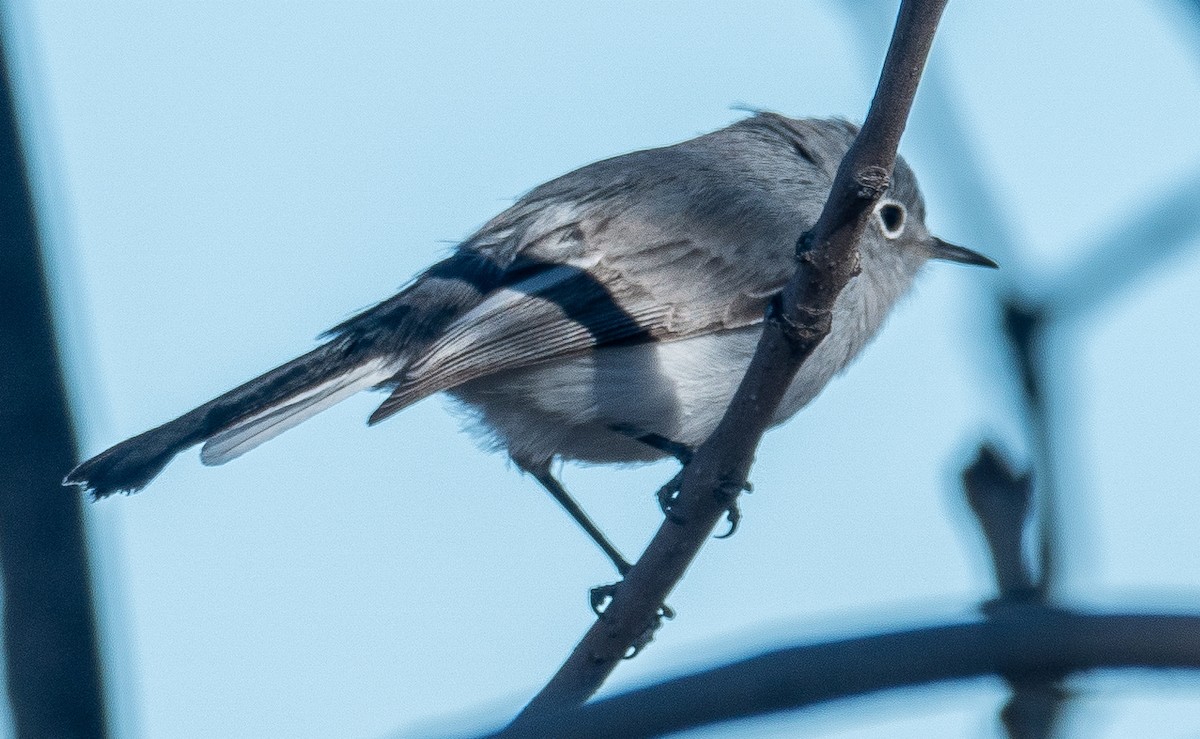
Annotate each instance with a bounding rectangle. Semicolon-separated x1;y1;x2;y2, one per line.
448;264;909;467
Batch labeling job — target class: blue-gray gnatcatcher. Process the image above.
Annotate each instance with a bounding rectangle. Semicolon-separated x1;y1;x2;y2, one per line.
65;114;995;573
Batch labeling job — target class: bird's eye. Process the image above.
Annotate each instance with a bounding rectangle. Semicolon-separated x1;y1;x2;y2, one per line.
877;202;906;239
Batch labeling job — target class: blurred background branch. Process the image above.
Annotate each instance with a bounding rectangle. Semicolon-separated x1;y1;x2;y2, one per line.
473;441;1199;737
963;444;1064;739
1037;166;1200;320
0;23;107;739
482;608;1200;739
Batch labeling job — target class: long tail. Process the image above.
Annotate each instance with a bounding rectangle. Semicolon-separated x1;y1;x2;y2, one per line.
64;341;396;499
64;250;508;499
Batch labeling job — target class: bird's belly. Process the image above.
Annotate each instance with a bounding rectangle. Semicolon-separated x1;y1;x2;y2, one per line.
448;325;844;467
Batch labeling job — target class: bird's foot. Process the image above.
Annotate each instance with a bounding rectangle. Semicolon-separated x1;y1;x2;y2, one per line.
716;499;741;539
590;581;675;659
713;476;752;539
590;583;675;621
590;582;619;616
655;470;687;524
625;603;675;659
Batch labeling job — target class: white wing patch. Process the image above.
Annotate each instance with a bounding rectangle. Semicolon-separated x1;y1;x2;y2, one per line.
366;264;673;423
407;266;579;376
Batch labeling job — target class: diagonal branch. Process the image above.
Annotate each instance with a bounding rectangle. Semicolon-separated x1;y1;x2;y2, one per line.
505;0;951;725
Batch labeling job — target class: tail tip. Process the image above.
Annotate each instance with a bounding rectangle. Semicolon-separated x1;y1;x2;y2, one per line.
62;460;146;500
62;429;190;500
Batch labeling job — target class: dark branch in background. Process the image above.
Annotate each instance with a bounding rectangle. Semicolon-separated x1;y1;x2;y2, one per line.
1039;166;1200;320
963;445;1065;739
839;8;1074;732
486;608;1200;739
999;299;1061;598
0;25;108;739
502;0;950;727
843;8;1200;735
476;443;1200;737
963;445;1036;600
1009;167;1200;602
1179;0;1200;37
988;11;1200;732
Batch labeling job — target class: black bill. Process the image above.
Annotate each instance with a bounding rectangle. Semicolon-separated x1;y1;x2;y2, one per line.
929;237;998;268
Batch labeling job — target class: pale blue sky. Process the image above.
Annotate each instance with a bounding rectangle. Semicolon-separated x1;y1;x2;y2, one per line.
6;1;1200;737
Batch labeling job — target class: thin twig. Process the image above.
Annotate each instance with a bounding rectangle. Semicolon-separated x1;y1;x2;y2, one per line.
505;0;951;725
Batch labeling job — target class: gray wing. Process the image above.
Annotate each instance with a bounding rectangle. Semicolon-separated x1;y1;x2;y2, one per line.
369;114;846;423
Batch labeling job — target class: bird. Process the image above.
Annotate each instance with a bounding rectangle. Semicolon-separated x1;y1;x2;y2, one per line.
64;113;996;575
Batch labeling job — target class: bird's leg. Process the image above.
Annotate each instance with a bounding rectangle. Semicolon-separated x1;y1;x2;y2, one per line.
609;425;695;522
520;459;676;627
519;460;632;578
521;465;652;619
610;425;749;537
629;431;694;466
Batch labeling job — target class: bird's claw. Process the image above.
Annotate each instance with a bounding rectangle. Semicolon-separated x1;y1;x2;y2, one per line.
655;471;688;524
715;500;741;539
590;581;676;658
623;602;676;659
712;476;751;539
590;583;618;616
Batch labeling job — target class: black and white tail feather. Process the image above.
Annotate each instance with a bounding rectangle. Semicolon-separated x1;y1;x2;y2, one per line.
197;356;398;466
65;250;502;498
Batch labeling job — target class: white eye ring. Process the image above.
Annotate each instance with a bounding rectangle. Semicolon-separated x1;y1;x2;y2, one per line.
876;200;906;239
